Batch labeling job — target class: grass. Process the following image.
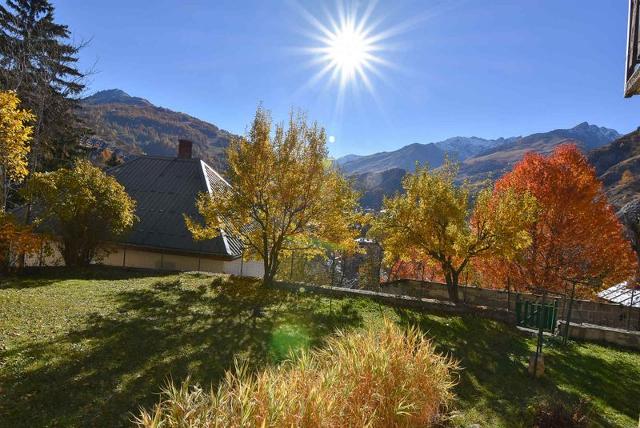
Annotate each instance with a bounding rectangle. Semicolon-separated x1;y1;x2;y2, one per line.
137;320;457;427
1;267;639;427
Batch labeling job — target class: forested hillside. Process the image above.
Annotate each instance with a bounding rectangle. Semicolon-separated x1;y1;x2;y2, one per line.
79;89;237;171
589;128;640;209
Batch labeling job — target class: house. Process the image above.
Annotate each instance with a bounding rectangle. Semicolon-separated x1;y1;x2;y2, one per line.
25;140;264;277
625;0;640;97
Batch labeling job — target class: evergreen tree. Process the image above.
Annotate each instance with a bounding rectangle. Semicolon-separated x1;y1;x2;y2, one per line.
0;0;86;172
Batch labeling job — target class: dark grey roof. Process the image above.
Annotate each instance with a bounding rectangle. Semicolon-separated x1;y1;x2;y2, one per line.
107;156;242;258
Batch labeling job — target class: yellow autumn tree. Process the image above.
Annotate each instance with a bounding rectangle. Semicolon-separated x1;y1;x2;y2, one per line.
372;162;538;303
619;169;635;186
186;106;360;285
0;90;34;211
25;160;137;267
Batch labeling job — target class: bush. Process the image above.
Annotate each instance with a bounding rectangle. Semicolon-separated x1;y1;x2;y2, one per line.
0;212;42;272
136;320;457;428
528;398;591;428
24;160;136;266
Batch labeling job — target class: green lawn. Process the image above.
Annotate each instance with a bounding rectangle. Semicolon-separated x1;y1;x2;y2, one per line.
1;267;638;427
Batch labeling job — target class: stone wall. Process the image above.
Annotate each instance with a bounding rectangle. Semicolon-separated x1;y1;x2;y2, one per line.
380;280;640;331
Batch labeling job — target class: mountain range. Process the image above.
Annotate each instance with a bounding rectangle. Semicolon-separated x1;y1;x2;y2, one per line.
79;89;639;210
343;123;626;209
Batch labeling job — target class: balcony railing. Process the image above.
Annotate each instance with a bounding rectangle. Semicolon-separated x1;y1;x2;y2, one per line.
625;0;640;97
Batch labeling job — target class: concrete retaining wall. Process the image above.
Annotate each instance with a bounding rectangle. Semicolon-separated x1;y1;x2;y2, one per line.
381;280;640;331
272;281;515;324
558;321;640;349
271;281;640;350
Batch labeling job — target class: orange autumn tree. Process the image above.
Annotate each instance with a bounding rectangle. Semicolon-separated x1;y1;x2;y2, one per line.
476;144;637;296
387;248;444;283
0;212;42;272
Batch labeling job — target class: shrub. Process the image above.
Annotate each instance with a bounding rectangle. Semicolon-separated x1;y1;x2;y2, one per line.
0;212;42;272
24;160;136;266
528;398;591;428
136;320;457;428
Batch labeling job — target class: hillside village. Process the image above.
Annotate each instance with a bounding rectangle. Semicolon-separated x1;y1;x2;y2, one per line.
1;1;640;427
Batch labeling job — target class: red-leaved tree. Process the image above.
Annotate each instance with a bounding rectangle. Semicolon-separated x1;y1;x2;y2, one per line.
476;144;637;296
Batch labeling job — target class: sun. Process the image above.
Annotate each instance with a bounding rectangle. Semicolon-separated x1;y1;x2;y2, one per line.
324;20;374;85
299;1;393;95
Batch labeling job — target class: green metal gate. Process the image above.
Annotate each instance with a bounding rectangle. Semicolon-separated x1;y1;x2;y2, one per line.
515;299;559;333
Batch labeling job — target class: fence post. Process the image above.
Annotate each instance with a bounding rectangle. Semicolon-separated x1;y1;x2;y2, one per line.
552;299;559;334
532;290;546;376
563;281;576;345
289;251;294;281
628;287;635;331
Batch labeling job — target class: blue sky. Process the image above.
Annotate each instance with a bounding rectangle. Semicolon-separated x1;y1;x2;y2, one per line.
56;0;640;157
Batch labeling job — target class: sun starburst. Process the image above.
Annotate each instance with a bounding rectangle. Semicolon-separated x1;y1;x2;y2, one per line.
299;1;393;97
320;15;377;87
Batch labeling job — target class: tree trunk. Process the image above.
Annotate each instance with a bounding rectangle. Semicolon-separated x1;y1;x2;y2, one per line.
262;253;280;286
0;165;7;213
262;257;272;286
444;268;460;303
262;272;275;286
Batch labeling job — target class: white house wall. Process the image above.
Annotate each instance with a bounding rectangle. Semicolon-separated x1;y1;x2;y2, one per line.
24;242;64;267
24;241;264;278
222;257;264;277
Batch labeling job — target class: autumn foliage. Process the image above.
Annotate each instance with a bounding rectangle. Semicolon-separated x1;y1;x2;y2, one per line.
0;213;42;271
137;320;457;428
0;90;34;211
476;144;637;295
25;160;136;267
373;162;537;302
187;107;360;285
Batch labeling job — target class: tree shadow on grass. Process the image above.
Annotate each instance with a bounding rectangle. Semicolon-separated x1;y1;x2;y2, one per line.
394;308;629;427
543;339;640;425
0;275;363;427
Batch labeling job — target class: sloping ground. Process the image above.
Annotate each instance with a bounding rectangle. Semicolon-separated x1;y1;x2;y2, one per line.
457;135;580;183
350;167;406;210
1;267;639;427
336;136;518;176
343;123;620;209
589;128;640;209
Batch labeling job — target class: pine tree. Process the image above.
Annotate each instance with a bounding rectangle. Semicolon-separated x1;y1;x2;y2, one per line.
0;0;86;172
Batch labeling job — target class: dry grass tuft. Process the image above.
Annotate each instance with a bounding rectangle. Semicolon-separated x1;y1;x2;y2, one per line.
135;320;457;428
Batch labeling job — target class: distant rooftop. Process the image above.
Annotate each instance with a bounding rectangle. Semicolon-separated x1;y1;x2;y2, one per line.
598;281;640;307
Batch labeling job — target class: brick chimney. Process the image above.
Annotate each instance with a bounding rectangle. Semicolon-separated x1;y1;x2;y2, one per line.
178;139;193;159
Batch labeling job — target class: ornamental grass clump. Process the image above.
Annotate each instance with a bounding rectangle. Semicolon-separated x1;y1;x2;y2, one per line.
136;320;457;428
